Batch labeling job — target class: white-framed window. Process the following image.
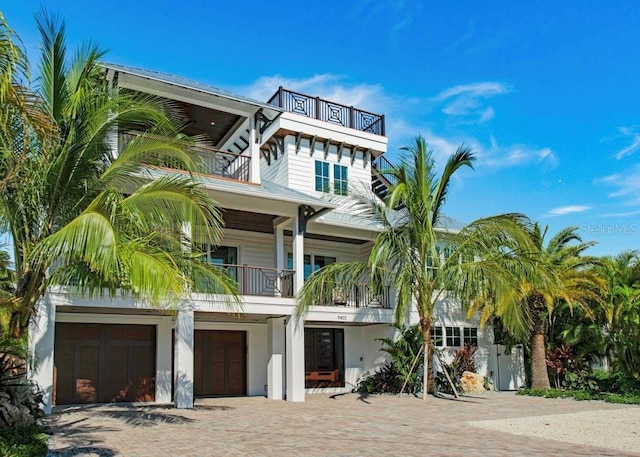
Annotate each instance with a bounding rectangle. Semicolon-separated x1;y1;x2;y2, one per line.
315;160;330;192
431;326;444;347
445;326;461;347
314;160;348;195
333;164;348;196
463;327;478;346
287;253;336;280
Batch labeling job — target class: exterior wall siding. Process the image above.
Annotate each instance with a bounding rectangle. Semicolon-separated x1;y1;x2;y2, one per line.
284;136;372;198
260;146;288;187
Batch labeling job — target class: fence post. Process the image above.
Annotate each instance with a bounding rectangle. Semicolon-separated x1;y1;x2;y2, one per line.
243;264;249;295
315;97;321;121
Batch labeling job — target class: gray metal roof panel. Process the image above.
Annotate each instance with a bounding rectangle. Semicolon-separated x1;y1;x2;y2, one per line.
101;62;284;113
196;175;337;209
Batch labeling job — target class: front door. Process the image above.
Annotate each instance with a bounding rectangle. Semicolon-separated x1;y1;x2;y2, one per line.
194;330;246;396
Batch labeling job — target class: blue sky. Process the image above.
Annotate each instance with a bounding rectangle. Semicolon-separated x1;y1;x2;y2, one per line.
4;1;640;255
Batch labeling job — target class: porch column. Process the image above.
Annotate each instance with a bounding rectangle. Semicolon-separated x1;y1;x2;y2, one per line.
267;317;285;400
273;217;289;296
29;295;55;415
293;208;305;295
249;114;261;184
174;308;194;408
285;209;306;401
285;315;305;402
155;316;173;404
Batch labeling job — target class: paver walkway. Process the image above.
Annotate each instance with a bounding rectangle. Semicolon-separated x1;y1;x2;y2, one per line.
47;392;639;456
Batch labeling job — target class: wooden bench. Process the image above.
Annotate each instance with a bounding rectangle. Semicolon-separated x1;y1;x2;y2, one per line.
305;370;339;383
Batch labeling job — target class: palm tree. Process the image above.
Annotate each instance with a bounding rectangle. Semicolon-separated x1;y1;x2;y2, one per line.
597;251;640;379
297;136;535;399
470;224;604;389
0;11;238;337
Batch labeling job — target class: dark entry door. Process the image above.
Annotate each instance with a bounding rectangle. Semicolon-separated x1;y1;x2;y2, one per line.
54;323;156;405
194;330;246;396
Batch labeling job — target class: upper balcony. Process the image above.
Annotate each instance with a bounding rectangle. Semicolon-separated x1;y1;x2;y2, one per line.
120;132;251;182
198;264;392;309
267;87;385;136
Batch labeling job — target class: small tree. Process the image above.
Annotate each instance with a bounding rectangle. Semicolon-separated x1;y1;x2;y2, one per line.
468;224;604;389
297;136;536;399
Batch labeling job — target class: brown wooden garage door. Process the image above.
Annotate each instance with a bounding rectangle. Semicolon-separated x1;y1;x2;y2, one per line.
194;330;246;396
54;323;156;405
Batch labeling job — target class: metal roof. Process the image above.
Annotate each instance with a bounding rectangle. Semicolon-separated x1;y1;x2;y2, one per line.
101;62;284;113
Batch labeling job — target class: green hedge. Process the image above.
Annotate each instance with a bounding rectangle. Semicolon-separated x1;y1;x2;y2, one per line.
517;388;640;404
0;426;49;457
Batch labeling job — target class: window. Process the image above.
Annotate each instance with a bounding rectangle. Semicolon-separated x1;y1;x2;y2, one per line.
206;245;237;266
315;160;349;195
333;164;348;196
446;326;461;347
197;245;238;289
431;326;443;347
315;161;330;192
463;327;478;346
304;328;345;388
288;253;336;280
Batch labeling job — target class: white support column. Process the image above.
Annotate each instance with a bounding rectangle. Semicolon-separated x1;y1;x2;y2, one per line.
274;219;286;296
155;316;173;404
249;114;261;184
285;315;305;402
174;309;194;408
29;296;55;415
267;317;285;400
276;225;285;272
293;210;305;295
285;208;306;402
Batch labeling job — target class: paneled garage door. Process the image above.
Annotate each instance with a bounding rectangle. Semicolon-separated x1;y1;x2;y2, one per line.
194;330;246;396
54;323;156;405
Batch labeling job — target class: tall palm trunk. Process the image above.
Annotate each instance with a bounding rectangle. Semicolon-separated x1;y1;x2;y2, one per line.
9;265;47;338
419;316;434;399
530;331;550;389
529;294;551;389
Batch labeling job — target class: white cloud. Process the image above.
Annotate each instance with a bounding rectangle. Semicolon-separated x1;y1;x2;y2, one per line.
434;82;511;101
600;209;640;217
241;74;554;173
432;82;511;124
597;165;640;205
614;126;640;159
478;107;495;123
544;205;591;217
479;143;558;169
239;74;391;115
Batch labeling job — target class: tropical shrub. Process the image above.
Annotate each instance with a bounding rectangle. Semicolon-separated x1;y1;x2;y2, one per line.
435;344;478;394
545;345;577;388
0;425;49;457
356;324;423;394
0;338;43;428
356;362;406;394
562;370;599;393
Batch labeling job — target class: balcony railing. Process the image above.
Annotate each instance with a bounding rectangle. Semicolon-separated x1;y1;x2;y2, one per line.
315;283;392;309
120;132;251;182
198;263;392;307
214;264;295;298
267;87;385;136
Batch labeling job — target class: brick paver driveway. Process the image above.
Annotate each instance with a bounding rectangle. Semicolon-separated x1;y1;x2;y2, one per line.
47;392;639;456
